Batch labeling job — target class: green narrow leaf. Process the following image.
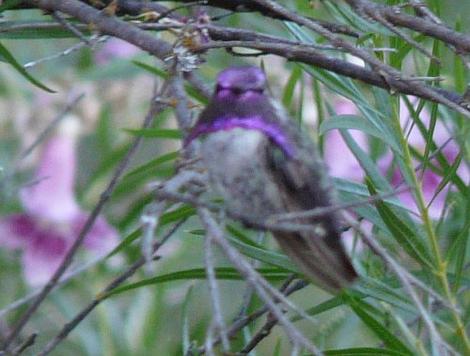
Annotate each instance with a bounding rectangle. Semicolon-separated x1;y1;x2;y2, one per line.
320;114;401;152
453;19;467;93
133;60;208;104
124;128;182;139
106;268;288;297
226;228;298;272
96;105;114;154
312;77;325;148
85;143;132;193
159;205;196;225
273;339;282;356
0;0;22;12
291;292;363;322
123;151;179;179
403;97;468;195
429;153;462;206
0;20;90;39
340;130;391;191
447;198;470;292
408;144;468;195
226;225;264;248
356;279;414;314
296;72;304;124
420;101;439;183
108;205;194;257
107;228;141;258
0;41;55;92
113;166;174;200
343;294;413;355
133;60;167;78
367;181;433;268
334;178;407;211
117;195;153;231
282;65;302;108
324;347;407;356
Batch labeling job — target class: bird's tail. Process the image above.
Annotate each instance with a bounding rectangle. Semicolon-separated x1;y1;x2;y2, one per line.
273;231;357;294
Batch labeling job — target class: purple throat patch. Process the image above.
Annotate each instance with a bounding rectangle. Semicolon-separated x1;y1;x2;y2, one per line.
185;116;295;158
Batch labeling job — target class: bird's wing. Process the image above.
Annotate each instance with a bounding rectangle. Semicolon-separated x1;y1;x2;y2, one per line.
266;130;357;293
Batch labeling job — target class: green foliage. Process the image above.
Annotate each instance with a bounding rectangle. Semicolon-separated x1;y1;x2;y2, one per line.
0;0;469;355
0;41;55;92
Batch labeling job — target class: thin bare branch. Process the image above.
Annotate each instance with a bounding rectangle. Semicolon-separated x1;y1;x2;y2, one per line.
51;11;92;45
198;208;322;355
19;93;84;160
250;0;470;118
204;228;230;352
345;0;470;53
23;36;108;68
269;185;412;222
7;0;466;112
343;212;455;355
37;221;185;356
0;252;112;318
29;0;173;60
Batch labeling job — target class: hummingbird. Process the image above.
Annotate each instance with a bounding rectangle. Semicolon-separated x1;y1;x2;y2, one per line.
186;66;357;293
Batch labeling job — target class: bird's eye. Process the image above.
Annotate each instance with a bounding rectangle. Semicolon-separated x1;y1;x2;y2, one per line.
230;87;243;95
216;85;262;96
216;85;242;95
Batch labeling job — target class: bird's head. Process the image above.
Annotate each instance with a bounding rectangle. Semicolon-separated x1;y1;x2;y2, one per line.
214;66;267;100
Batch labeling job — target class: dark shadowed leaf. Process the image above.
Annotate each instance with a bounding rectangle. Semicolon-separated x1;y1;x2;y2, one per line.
0;41;55;92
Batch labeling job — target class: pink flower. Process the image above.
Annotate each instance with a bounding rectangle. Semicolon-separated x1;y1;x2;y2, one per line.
323;97;467;220
323;98;368;252
0;119;118;286
323;98;367;181
95;38;139;65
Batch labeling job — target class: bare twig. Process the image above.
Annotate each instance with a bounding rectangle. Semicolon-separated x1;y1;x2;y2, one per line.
192;39;463;108
233;232;267;321
3;0;464;111
37;221;185;356
8;0;467;111
240;312;278;354
269;185;412;222
204;227;230;352
250;0;470;118
11;333;36;356
204;320;216;356
0;252;113;318
239;276;298;354
369;12;439;62
154;186;336;234
168;66;194;132
51;11;92;45
152;0;205;23
140;201;167;271
198;208;322;355
345;0;470;53
30;0;173;59
408;0;442;24
155;181;416;232
343;212;455;355
200;279;308;353
19;93;85;160
11;0;361;37
23;36;108;69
